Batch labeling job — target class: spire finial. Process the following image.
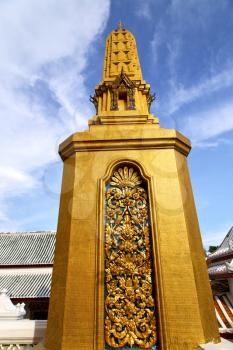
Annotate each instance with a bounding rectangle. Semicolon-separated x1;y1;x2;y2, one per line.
118;20;124;30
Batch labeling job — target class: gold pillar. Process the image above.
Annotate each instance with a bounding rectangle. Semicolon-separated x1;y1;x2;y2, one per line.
43;23;220;350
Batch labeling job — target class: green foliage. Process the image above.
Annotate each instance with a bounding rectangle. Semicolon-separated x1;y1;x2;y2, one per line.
208;245;218;253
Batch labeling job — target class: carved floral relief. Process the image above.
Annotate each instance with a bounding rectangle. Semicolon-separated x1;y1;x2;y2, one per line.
104;166;157;349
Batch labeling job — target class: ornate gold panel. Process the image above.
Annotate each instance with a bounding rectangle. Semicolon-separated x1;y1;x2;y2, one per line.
104;165;157;349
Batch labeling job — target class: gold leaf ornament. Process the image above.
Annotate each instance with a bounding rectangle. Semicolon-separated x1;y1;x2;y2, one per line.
104;166;157;349
110;167;142;188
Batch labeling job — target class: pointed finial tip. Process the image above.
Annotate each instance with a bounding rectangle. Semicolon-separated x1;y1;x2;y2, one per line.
117;20;124;30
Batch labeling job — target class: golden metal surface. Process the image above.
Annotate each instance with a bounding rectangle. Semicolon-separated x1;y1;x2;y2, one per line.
89;27;156;125
104;166;157;348
103;28;142;81
44;24;220;350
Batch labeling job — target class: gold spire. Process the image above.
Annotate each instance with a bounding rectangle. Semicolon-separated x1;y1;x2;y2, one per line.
103;25;142;81
89;25;158;126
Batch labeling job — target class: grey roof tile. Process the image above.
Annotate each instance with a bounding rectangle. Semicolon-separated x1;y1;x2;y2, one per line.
0;231;56;265
0;269;52;298
219;226;233;249
207;226;233;260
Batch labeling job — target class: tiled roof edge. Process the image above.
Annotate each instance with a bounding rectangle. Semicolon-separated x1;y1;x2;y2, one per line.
0;230;56;236
207;247;233;261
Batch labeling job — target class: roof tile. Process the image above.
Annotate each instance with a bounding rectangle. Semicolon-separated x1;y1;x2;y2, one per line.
0;231;56;265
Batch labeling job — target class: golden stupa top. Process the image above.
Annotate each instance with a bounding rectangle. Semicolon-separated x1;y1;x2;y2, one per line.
103;23;143;81
89;23;158;126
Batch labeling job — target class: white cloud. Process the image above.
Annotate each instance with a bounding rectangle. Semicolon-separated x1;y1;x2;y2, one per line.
169;0;228;30
135;0;153;20
150;20;165;65
150;0;233;120
194;141;219;149
0;0;110;229
181;101;233;142
166;38;181;84
168;67;233;114
0;167;36;196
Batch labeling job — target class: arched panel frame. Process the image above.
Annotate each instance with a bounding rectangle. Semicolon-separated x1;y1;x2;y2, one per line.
94;158;168;350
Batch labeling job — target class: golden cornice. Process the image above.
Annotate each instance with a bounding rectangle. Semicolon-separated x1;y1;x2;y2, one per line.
59;128;191;160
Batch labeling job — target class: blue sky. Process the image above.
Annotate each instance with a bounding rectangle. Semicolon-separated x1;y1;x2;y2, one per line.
0;0;233;248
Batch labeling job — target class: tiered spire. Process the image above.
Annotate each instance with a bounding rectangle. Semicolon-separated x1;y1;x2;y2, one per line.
103;22;142;81
89;23;157;125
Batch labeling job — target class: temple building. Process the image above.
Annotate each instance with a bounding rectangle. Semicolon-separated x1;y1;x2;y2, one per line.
207;226;233;338
0;231;55;319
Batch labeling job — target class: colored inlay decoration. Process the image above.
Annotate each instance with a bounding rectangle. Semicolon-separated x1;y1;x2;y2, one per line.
104;166;157;349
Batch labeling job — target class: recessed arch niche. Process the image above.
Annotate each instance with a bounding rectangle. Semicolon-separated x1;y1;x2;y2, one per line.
101;160;158;350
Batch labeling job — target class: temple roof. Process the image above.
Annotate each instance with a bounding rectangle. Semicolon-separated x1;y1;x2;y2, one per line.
218;226;233;249
208;226;233;280
0;268;52;299
0;231;56;266
208;262;233;278
0;232;55;299
207;226;233;263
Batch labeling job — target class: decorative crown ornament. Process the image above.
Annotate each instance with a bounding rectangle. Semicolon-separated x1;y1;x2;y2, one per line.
110;166;142;188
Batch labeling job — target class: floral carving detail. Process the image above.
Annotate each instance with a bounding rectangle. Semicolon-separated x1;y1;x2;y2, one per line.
105;166;157;349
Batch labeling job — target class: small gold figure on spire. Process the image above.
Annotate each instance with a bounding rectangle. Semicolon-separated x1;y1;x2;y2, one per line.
117;20;124;30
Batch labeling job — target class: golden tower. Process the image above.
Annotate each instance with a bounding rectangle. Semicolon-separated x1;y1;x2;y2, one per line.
43;23;220;350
